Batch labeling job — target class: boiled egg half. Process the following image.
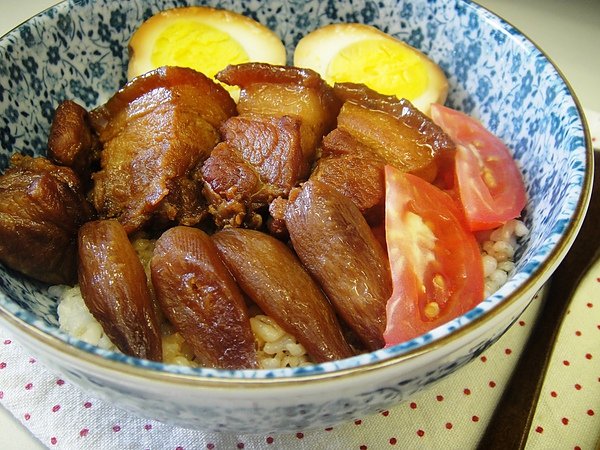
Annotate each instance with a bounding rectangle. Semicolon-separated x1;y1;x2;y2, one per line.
294;23;448;114
127;6;287;98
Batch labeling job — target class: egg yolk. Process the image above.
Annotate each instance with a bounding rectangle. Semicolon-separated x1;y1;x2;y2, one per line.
326;39;429;100
151;21;249;77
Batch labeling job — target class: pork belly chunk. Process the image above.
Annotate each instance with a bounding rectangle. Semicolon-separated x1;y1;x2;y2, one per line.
89;66;236;234
152;176;208;230
336;101;441;182
310;83;456;225
216;63;342;178
221;114;304;193
333;82;455;180
0;155;93;285
200;114;304;228
311;129;386;225
200;142;264;229
47;99;101;186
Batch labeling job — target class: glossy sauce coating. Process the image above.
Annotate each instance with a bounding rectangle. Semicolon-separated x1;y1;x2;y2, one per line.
285;180;392;350
77;219;162;360
0;155;93;285
151;226;258;369
212;228;354;362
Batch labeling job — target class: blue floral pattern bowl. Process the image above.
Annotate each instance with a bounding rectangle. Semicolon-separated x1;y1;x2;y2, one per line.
0;0;592;432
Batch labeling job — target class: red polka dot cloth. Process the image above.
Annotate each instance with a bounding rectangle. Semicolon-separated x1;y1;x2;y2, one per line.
1;257;599;449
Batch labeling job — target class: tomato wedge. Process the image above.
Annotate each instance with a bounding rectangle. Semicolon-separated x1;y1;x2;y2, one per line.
430;104;527;231
383;166;484;346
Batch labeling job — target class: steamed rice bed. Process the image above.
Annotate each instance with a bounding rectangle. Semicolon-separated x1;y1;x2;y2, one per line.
57;219;527;368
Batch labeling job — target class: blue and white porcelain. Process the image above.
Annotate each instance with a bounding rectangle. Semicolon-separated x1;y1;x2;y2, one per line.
0;0;592;433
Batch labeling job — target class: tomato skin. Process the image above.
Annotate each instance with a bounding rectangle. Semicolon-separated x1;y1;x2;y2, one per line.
430;104;527;231
383;166;484;346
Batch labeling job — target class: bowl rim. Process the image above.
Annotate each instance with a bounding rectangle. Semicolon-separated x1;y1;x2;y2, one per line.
0;0;595;387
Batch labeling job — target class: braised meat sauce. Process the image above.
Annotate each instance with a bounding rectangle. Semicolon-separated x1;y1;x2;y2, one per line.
0;63;454;368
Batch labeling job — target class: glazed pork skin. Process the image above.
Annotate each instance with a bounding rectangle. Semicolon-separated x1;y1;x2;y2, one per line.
88;66;236;234
216;63;342;178
0;155;93;285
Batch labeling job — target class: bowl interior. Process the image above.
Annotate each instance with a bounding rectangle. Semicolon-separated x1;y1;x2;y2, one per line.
0;0;590;378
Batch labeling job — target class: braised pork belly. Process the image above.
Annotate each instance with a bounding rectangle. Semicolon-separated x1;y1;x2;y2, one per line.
311;129;386;225
88;66;236;234
216;62;341;177
333;82;455;177
200;63;342;230
200;142;263;229
47;99;101;187
308;82;456;226
0;155;93;285
0;62;460;364
201;114;304;228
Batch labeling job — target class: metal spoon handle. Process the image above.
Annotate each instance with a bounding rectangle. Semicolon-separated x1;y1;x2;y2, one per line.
477;149;599;449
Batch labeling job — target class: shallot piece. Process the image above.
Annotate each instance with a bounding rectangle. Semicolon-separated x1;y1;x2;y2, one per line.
212;228;354;362
77;220;162;361
151;226;258;369
285;180;392;351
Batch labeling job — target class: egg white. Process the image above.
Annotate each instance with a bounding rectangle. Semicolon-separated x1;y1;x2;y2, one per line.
293;23;448;115
127;6;287;82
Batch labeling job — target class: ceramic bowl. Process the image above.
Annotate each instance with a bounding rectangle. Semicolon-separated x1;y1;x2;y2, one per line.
0;0;592;433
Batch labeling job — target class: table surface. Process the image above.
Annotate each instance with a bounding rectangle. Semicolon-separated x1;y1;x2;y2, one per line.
0;0;599;448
